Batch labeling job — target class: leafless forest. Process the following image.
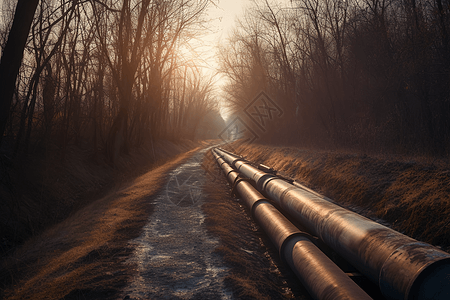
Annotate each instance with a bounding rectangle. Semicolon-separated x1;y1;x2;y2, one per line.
0;0;222;163
219;0;450;155
1;0;449;161
0;0;226;257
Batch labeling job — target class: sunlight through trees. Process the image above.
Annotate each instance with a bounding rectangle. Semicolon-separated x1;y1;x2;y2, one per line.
0;0;220;163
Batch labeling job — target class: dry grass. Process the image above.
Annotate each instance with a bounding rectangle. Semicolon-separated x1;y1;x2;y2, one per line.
232;143;450;252
0;139;197;255
201;150;311;299
0;147;200;300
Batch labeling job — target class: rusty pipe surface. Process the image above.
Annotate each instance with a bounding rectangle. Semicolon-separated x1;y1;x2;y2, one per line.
213;147;450;300
211;149;372;300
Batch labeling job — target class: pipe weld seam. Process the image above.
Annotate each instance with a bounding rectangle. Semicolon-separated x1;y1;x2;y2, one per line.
279;232;314;265
231;176;254;196
257;175;280;191
231;157;247;169
225;168;239;178
250;199;271;222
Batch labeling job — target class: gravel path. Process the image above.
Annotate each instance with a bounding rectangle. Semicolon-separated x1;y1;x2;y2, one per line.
121;149;233;299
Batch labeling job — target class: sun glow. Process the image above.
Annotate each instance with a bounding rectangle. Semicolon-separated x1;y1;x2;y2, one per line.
177;1;251;73
175;0;292;120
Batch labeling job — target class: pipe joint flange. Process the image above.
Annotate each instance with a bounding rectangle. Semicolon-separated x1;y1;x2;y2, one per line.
250;199;272;220
231;175;254;197
256;174;280;191
279;231;314;265
226;168;239;178
231;157;248;169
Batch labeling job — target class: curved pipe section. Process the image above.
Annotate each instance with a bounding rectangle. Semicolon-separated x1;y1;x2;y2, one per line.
214;147;450;300
212;149;372;300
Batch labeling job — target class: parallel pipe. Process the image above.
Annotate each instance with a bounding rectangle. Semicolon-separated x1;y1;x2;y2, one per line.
214;147;450;300
211;149;372;300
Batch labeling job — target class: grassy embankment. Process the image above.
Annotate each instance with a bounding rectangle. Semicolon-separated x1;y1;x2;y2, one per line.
0;139;197;253
0;141;203;299
231;143;450;252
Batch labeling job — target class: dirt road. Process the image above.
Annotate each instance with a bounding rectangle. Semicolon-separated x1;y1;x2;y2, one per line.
2;147;306;299
121;149;231;299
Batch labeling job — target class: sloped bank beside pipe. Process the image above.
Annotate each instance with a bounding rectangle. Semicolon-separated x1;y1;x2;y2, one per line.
211;149;372;300
214;147;450;300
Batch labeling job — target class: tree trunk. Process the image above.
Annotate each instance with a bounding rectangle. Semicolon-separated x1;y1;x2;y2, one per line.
0;0;39;148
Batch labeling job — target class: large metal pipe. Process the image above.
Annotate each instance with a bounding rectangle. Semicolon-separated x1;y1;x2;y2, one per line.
214;147;450;300
211;149;372;300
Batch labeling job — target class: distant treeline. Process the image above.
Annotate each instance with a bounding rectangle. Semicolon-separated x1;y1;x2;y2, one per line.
220;0;450;155
0;0;221;163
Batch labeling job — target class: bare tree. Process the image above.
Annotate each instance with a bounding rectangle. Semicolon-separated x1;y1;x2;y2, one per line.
0;0;39;148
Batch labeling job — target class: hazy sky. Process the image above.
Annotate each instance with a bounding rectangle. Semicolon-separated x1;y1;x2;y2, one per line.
209;0;252;43
181;0;291;118
181;0;252;76
176;0;252;118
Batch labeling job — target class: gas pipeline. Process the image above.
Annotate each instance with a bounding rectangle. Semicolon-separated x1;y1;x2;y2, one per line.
212;147;450;300
211;149;372;300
